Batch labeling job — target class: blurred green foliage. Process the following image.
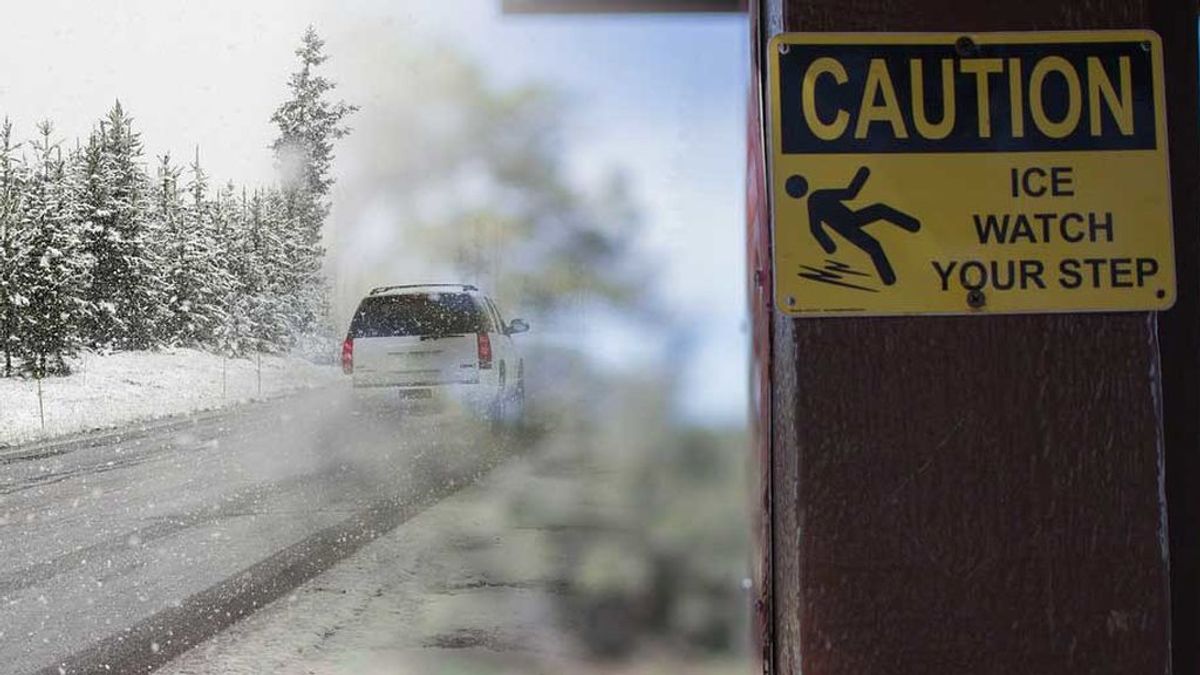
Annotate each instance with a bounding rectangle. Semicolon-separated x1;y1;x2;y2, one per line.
511;360;750;661
334;42;649;320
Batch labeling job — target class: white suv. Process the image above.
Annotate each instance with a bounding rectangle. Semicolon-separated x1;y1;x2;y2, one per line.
342;284;528;421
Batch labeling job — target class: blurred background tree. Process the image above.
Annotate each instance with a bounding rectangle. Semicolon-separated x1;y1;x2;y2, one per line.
326;40;749;664
331;45;649;327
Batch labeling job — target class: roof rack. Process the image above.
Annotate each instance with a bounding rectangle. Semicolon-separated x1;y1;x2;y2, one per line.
369;283;478;295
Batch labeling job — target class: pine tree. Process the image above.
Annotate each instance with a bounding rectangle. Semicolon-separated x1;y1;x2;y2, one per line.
81;102;160;350
151;153;191;344
193;161;235;348
0;32;360;370
260;187;301;349
206;181;244;355
211;188;252;355
17;122;89;376
76;125;109;345
152;151;230;347
0;119;28;376
269;26;356;340
244;188;289;352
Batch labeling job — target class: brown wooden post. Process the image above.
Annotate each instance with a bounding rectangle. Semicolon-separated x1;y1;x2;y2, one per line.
746;2;774;671
1150;2;1200;672
749;1;1200;674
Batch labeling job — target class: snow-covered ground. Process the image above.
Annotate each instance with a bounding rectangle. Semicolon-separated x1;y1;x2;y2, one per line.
159;454;748;675
0;348;343;447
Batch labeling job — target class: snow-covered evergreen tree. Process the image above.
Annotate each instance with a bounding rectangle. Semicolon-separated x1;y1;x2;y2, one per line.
75;125;109;346
17;122;89;376
209;187;250;355
242;188;290;352
193;161;236;348
0;31;355;372
0;119;28;376
206;181;246;355
80;102;161;350
265;186;312;348
270;26;356;340
152;152;230;347
151;154;185;343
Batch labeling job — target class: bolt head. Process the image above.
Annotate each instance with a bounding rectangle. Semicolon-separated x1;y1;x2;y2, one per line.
966;289;986;309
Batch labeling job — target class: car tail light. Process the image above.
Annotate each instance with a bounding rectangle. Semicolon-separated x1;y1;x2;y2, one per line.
477;332;492;370
341;336;354;374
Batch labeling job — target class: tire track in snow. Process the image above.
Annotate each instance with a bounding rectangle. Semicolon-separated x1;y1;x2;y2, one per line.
31;435;517;675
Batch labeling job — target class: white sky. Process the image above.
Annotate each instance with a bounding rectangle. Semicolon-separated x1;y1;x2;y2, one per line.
0;0;749;425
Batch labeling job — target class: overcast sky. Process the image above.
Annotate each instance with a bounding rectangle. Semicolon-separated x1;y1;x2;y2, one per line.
0;0;749;424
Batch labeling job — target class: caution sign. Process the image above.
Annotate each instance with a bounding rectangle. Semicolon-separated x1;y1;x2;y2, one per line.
769;31;1174;316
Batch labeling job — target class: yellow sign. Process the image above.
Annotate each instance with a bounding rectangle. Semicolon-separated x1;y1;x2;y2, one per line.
769;31;1174;316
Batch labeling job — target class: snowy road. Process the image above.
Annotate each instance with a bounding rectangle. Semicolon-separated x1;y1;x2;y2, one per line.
0;388;508;674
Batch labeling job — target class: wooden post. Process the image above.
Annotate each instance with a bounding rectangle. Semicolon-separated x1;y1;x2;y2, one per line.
749;0;1199;673
1149;4;1200;673
36;370;45;432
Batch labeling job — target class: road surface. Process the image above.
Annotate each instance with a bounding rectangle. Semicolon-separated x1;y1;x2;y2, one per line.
0;387;508;674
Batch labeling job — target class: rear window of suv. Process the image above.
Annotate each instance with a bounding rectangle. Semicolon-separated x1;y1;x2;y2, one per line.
349;293;491;338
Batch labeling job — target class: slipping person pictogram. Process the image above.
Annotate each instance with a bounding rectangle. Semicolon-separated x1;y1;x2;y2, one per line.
786;166;920;286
